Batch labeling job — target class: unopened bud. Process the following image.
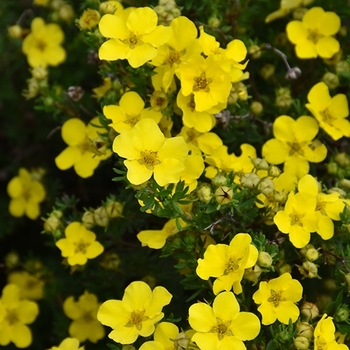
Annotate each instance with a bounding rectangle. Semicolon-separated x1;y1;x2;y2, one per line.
67;86;84;102
197;185;212;203
275;87;292;109
248;45;261;59
335;153;350;167
212;175;227;187
93;206;109;227
339;178;350;189
305;247;319;261
32;66;48;80
8;24;23;39
99;1;123;15
244;265;262;283
285;67;301;80
335;307;349;323
297;322;314;339
208;17;221;28
258;251;273;268
240;173;260;189
322;72;339;89
99;252;121;271
174;331;191;350
278;263;292;275
294;336;309;350
44;216;61;232
106;201;123;218
298;261;318;278
250;101;263;116
215;186;233;205
82;210;95;229
335;60;350;74
269;165;281;177
252;157;269;170
4;252;20;269
259;178;274;196
301;301;319;320
78;9;101;30
327;187;346;197
260;63;275;80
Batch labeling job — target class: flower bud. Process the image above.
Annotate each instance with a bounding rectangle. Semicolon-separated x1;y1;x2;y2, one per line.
106;201;123;218
212;175;227;187
294;336;309;350
274;191;287;203
335;152;350;167
335;60;350;74
240;173;260;189
259;178;274;196
322;72;339;89
260;63;275;80
59;4;75;22
208;17;221;28
31;66;48;80
8;24;22;39
78;9;101;30
334;307;349;323
327;187;346;197
174;331;191;350
301;301;319;320
93;206;109;227
251;158;269;170
268;165;281;177
215;186;233;205
44;216;61;233
297;322;314;339
243;265;262;284
99;252;121;271
339;178;350;189
305;247;319;261
258;251;273;268
99;1;123;15
248;45;261;59
197;185;212;203
278;263;292;275
67;86;84;102
82;210;95;229
292;8;308;20
250;101;263;116
5;252;20;269
298;261;318;278
275;87;292;109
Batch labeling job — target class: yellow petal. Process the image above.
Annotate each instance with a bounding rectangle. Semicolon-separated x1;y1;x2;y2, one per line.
318;11;340;36
55;146;81;170
99;14;128;39
286;21;307;44
230;312;261;340
212;292;240;319
188;303;216;332
316;36;340;59
62;119;86;146
126;7;157;34
99;39;129;61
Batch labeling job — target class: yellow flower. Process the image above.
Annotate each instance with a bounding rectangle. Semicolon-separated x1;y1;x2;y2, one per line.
113;118;188;186
189;291;260;350
176;55;231;112
298;174;345;241
253;273;303;325
137;218;186;249
0;284;39;348
104;91;162;133
306;82;350;140
98;7;171;68
274;191;318;248
55;117;112;178
262;116;327;179
314;314;349;350
55;222;104;266
265;0;314;23
286;7;341;59
8;271;44;300
92;77;112;99
63;292;105;343
78;9;100;30
22;17;66;67
196;233;258;295
7;168;46;220
97;281;172;344
49;338;85;350
151;16;199;92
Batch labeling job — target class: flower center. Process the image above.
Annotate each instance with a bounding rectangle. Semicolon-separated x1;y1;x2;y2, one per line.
224;258;240;275
6;309;19;326
307;29;323;44
138;150;160;171
126;310;147;330
289;211;304;226
36;39;47;51
316;336;327;350
74;240;90;254
82;311;94;323
124;33;143;49
193;72;212;92
187;95;196;112
210;318;233;340
166;50;181;66
268;290;284;307
124;114;140;126
320;108;335;124
287;141;305;156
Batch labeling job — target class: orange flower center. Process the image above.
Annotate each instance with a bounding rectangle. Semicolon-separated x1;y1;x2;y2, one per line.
289;211;304;226
287;141;305;156
193;72;212;92
124;33;143;49
138;150;160;170
224;258;240;275
211;318;233;340
166;50;181;66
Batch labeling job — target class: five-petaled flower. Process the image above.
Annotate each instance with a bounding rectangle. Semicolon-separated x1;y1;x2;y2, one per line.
55;117;112;178
98;7;171;68
286;7;341;59
196;233;258;295
188;291;261;350
0;284;39;348
7;168;46;220
97;281;172;344
22;17;66;67
48;337;85;350
306;82;350;140
262;115;327;179
56;222;104;266
63;291;105;343
253;273;303;325
314;314;349;350
113;118;188;186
